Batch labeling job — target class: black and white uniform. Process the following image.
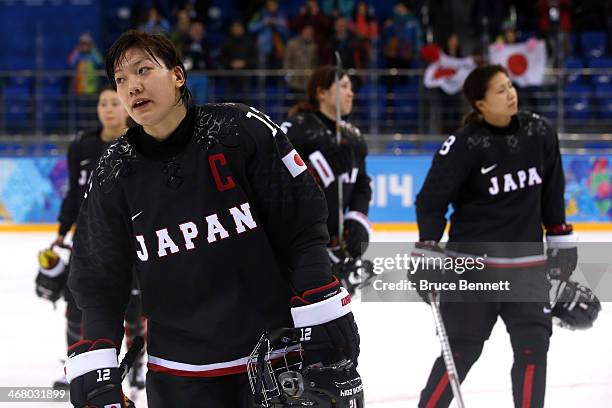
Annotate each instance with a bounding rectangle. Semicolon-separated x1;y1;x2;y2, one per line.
68;104;334;406
415;112;568;408
58;129;143;350
282;111;372;257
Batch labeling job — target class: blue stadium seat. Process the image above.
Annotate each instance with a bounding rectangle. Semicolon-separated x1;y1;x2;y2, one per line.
568;32;580;57
3;83;31;132
588;58;612;85
391;84;419;133
40;76;65;131
595;84;612;119
564;83;593;119
581;32;608;59
357;84;386;123
565;57;585;85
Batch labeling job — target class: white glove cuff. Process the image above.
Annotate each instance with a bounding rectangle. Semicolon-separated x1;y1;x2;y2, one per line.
547;232;578;249
291;287;352;327
64;348;118;383
345;211;372;237
39;260;65;278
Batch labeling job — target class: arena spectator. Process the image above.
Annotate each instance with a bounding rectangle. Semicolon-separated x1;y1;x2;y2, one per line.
290;0;333;64
219;20;257;103
182;21;213;71
67;33;103;96
284;24;318;97
331;16;362;69
443;31;463;57
350;1;379;68
322;0;356;19
140;7;171;35
170;8;192;55
383;2;423;69
248;0;289;69
219;20;257;70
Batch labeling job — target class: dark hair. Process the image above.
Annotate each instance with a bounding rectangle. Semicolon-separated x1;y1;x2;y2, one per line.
105;30;192;107
462;64;509;124
288;65;347;117
98;84;116;95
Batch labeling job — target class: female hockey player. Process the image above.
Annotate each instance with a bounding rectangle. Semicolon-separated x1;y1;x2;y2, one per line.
283;66;372;292
35;86;146;391
63;31;360;408
414;64;577;407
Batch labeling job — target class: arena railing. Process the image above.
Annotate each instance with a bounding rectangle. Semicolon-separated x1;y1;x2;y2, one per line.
0;68;611;154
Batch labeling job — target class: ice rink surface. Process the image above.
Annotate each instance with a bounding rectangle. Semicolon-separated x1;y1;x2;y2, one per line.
1;231;610;407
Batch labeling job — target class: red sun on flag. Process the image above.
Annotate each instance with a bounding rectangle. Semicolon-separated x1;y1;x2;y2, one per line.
294;153;304;166
507;54;528;76
433;67;457;80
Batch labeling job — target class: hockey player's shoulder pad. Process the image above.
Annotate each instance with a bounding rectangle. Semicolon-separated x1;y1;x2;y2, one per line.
69;128;99;147
340;120;362;139
282;111;324;140
93;134;136;194
451;122;492;153
518;110;557;141
192;103;244;151
340;120;367;154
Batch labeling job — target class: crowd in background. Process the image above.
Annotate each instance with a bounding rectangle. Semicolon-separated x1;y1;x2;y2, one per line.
68;0;612;94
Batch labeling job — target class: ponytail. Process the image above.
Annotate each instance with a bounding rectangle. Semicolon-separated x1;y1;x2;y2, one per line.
288;101;317;117
463;110;483;125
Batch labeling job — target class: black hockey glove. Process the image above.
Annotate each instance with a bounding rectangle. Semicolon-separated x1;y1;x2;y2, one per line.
291;277;359;365
343;211;371;258
408;241;445;304
35;247;67;303
64;339;132;408
546;224;578;281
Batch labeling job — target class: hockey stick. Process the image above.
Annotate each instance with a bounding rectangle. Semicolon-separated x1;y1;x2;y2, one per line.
119;335;144;381
334;50;345;247
427;293;465;408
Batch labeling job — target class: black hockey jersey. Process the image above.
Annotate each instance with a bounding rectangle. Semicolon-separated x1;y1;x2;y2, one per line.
57;129;112;236
282;111;371;240
68;104;332;376
416;112;566;260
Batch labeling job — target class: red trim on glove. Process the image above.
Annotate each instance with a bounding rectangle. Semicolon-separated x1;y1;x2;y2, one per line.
67;338;117;353
546;224;573;235
290;276;340;305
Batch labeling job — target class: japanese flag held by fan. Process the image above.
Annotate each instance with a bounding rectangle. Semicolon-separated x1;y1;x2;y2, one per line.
489;40;547;87
424;53;476;95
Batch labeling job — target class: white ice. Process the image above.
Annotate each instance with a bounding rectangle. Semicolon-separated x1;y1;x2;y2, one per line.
1;231;610;407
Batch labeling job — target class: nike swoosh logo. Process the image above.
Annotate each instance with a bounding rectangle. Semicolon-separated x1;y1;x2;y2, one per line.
131;211;143;221
80;159;90;166
481;164;497;174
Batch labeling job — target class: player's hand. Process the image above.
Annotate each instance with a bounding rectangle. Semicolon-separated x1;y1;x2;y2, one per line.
547;247;577;281
291;278;359;365
35;247;67;303
343;211;371;258
65;339;132;408
52;235;65;247
408;241;445;304
546;224;578;281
